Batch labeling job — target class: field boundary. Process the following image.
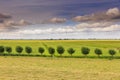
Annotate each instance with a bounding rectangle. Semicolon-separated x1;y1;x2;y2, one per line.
0;53;120;59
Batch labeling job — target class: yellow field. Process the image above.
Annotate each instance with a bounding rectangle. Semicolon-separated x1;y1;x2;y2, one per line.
0;56;120;80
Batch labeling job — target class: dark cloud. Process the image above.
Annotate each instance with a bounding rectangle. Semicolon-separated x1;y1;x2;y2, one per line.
0;13;32;31
0;13;11;24
0;13;11;19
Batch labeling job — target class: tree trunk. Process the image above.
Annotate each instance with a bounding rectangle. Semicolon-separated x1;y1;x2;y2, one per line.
98;55;100;58
60;54;62;57
51;54;54;57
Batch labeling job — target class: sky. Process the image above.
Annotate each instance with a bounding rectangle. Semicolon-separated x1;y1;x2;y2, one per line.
0;0;120;39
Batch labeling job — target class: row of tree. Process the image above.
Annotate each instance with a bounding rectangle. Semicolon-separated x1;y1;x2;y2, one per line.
0;46;117;57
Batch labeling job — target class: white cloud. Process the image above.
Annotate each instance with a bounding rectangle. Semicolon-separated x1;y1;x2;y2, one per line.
73;7;120;22
76;22;120;32
15;22;120;35
18;19;32;26
42;17;67;24
95;24;120;32
106;7;120;17
17;27;74;34
76;22;112;28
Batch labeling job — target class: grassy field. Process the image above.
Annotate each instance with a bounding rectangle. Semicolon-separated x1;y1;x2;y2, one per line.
0;40;120;80
0;40;120;57
0;56;120;80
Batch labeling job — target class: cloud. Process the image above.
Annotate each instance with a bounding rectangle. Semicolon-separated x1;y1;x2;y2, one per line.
42;17;67;24
0;13;11;20
0;12;32;31
106;7;120;17
18;19;32;26
0;13;12;24
0;13;35;32
75;22;120;32
0;19;32;31
0;22;17;31
0;0;120;23
76;22;112;28
73;7;120;22
17;27;74;34
15;22;120;35
92;24;120;32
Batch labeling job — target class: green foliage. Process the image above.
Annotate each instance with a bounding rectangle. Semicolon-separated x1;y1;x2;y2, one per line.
81;47;90;56
95;48;102;57
109;49;116;56
0;40;120;58
25;46;32;54
6;47;12;53
67;48;75;56
48;47;55;56
0;46;4;53
16;46;23;54
57;46;65;56
38;47;45;55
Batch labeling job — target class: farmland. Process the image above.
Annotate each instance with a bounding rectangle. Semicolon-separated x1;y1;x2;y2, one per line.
0;40;120;80
0;40;120;57
0;56;120;80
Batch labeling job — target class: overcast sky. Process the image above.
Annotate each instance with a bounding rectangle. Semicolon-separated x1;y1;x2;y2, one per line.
0;0;120;39
0;0;119;22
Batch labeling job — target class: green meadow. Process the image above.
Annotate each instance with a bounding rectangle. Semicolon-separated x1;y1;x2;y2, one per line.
0;40;120;57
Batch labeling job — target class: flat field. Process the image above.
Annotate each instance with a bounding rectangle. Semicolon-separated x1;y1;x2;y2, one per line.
0;40;120;80
0;40;120;57
0;56;120;80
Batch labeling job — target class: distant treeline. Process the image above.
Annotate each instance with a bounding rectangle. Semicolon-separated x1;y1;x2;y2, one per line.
0;38;120;40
